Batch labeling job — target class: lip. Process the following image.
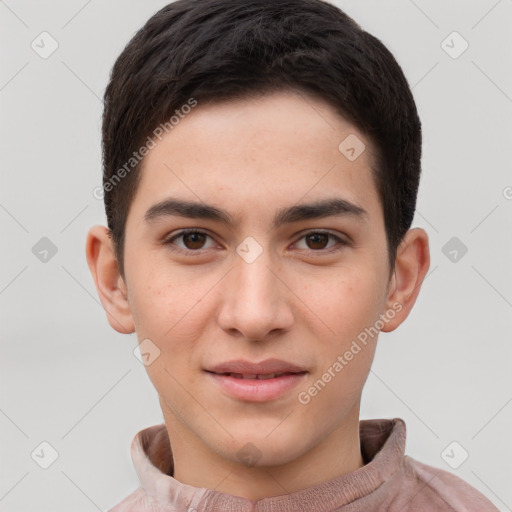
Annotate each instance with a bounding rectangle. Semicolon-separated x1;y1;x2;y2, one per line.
205;358;308;402
207;358;306;375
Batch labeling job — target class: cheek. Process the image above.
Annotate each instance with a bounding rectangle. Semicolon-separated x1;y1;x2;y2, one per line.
128;265;215;377
297;274;382;419
127;255;197;334
302;267;384;343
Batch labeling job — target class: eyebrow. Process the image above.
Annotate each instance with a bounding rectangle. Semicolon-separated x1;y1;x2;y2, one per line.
144;197;368;228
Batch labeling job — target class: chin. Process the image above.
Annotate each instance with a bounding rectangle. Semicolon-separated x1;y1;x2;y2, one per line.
212;425;313;468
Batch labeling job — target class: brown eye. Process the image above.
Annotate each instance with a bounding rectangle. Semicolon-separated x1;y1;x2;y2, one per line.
305;233;330;250
182;232;207;250
165;229;216;254
294;231;347;254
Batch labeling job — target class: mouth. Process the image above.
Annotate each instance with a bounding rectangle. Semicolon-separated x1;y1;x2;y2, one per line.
211;371;304;380
204;359;308;402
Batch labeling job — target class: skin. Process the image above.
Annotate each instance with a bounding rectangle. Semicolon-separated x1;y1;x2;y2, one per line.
86;89;430;500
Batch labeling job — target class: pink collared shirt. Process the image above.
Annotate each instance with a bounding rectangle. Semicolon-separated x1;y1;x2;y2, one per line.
109;418;499;511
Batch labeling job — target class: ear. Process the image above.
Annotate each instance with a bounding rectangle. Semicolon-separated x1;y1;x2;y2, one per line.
86;225;135;334
381;227;430;332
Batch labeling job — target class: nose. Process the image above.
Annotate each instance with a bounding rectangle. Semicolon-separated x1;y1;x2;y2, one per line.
216;245;294;341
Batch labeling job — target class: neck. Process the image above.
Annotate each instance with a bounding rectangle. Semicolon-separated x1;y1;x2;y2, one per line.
162;403;364;500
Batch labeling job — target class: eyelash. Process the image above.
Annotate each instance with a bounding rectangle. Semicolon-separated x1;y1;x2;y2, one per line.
163;228;348;257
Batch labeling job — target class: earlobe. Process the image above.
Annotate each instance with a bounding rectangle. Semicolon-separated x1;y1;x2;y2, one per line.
381;228;430;332
86;225;135;334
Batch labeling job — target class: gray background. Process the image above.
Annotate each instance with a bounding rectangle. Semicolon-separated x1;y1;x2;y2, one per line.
1;0;511;510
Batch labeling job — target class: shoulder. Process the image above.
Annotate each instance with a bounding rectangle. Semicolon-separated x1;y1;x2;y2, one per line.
397;455;500;512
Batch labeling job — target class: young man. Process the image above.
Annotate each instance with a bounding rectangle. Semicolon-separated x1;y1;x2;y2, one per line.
86;0;499;510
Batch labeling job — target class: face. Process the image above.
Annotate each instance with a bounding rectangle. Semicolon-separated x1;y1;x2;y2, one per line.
121;90;395;466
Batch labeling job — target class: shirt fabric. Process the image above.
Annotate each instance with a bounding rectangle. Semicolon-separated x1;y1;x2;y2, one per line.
109;418;499;511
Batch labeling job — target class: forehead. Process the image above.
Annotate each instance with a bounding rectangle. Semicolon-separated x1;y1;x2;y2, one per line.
133;90;381;223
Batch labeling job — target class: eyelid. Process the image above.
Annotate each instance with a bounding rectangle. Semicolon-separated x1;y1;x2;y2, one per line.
292;229;348;253
164;228;219;253
294;228;348;242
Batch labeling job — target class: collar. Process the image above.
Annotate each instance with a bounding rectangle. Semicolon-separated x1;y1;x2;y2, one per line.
129;417;406;511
